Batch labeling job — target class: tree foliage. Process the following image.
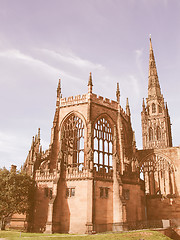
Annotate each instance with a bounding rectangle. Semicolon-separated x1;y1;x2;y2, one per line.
0;167;34;230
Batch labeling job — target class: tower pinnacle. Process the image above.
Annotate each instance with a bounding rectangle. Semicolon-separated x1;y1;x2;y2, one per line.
126;98;131;116
56;79;61;107
88;72;93;94
116;82;120;103
57;79;61;98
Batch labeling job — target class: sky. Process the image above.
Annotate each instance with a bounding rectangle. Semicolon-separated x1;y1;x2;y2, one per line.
0;0;180;170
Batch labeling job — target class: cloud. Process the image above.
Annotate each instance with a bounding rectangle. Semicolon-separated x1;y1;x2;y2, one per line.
39;48;105;71
0;48;87;84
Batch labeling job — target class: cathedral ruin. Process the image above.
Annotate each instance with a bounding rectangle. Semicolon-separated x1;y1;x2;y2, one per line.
12;38;180;234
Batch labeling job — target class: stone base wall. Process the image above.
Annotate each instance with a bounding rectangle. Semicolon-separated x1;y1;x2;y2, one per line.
147;196;180;220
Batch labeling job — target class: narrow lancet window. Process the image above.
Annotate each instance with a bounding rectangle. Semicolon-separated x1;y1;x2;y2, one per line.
149;127;153;141
152;103;156;113
157;126;161;140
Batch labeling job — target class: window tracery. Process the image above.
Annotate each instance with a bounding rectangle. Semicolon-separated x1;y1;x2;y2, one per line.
140;154;175;196
62;114;84;170
93;118;113;173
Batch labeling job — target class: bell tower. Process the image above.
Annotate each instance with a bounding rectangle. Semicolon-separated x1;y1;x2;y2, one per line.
141;36;172;149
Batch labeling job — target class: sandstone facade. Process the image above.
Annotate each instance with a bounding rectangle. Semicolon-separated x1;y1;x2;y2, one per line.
15;37;180;233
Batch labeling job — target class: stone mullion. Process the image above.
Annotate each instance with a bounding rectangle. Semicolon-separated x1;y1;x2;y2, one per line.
154;169;159;194
160;170;165;195
103;131;105;167
165;167;170;195
170;171;175;194
98;135;100;170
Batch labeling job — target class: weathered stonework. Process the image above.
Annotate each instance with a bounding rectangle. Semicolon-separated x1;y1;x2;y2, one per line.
10;38;180;234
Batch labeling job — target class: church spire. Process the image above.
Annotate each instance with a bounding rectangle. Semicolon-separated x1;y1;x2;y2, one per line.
88;72;93;94
141;37;172;149
148;36;161;98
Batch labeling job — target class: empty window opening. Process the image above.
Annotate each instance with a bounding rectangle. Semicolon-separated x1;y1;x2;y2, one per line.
93;118;113;173
62;115;84;170
140;155;175;196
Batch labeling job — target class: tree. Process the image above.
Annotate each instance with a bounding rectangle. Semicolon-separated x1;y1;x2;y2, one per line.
0;167;34;230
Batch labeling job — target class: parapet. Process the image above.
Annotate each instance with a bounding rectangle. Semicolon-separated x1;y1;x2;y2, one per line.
60;94;88;107
35;169;59;182
91;94;118;110
59;92;129;121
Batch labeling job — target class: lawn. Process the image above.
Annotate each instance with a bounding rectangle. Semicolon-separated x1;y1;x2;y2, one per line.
0;230;171;240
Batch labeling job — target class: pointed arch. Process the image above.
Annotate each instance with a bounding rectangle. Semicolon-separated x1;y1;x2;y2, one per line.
60;112;86;170
139;153;176;196
93;114;114;173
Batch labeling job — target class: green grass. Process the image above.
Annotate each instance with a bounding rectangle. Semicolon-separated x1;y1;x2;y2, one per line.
0;230;171;240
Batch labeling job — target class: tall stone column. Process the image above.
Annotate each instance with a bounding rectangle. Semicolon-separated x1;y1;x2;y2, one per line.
145;172;150;194
165;170;170;195
45;172;60;233
45;200;54;233
112;126;124;231
170;172;175;194
160;171;165;195
154;171;159;194
85;78;94;233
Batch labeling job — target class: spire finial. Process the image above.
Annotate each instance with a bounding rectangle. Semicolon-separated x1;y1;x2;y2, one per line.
88;72;93;93
149;34;151;41
116;82;120;103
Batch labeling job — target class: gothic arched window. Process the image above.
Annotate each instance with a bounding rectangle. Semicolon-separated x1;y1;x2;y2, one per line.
152;103;156;113
149;127;153;141
93;118;113;173
157;126;161;140
140;154;175;196
62;114;84;170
